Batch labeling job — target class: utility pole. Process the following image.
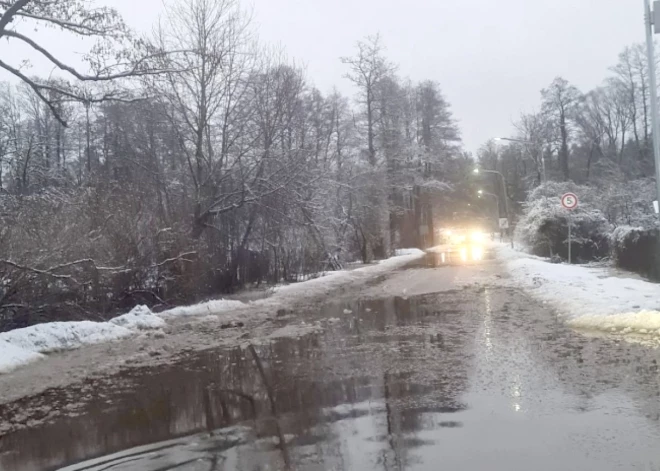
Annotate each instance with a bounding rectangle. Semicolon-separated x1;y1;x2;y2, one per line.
495;137;544;183
478;190;500;234
644;0;660;218
498;172;512;247
645;0;660;278
474;167;513;247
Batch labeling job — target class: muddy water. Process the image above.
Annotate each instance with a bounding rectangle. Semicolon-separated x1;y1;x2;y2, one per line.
3;276;660;470
414;245;494;268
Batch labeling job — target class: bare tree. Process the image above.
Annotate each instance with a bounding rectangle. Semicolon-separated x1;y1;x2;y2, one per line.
151;0;254;238
0;0;167;125
0;25;475;330
541;77;581;181
341;34;396;166
612;46;642;159
515;112;552;184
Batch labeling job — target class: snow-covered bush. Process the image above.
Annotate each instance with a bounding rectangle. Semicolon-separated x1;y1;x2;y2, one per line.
611;226;660;279
515;182;611;262
598;178;657;229
516;179;660;274
602;179;659;277
611;225;643;251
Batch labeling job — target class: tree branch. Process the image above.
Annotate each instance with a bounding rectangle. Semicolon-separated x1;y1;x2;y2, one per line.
0;0;29;34
13;11;116;36
0;259;76;282
151;252;197;268
4;29;106;80
0;58;67;125
4;28;175;82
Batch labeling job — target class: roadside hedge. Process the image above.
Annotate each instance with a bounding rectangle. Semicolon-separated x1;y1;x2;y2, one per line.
515;181;660;278
611;226;660;279
515;182;610;262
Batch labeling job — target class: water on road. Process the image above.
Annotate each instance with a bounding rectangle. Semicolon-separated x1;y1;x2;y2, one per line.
3;250;660;470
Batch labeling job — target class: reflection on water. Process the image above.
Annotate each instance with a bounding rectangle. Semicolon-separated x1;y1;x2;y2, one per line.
459;245;483;262
1;295;474;471
4;286;660;470
415;245;490;268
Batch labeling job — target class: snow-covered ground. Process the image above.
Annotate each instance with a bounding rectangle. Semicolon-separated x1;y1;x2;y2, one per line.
158;299;246;319
268;248;425;300
394;248;426;256
0;306;157;374
496;244;660;338
0;249;425;374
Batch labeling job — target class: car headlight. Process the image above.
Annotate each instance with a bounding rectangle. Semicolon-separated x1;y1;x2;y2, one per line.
470;232;484;243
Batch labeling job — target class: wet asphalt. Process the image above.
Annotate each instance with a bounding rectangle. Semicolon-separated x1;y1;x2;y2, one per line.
3;249;660;470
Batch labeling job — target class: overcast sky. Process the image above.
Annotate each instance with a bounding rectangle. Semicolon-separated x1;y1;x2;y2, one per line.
0;0;646;154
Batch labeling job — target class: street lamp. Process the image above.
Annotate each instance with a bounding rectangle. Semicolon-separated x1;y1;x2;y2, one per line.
478;189;499;201
643;0;660;277
478;190;500;235
474;167;512;246
494;136;546;183
644;0;660;223
494;137;529;144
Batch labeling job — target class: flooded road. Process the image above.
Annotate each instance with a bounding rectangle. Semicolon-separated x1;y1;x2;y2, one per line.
3;249;660;470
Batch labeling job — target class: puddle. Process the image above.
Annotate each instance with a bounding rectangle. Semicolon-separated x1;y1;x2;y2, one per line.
0;295;476;471
409;246;494;269
4;288;660;470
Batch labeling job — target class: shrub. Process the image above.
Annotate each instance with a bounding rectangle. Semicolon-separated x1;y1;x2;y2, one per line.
611;226;660;279
515;182;611;262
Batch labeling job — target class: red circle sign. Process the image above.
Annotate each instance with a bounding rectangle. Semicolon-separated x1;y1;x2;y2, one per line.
561;192;578;210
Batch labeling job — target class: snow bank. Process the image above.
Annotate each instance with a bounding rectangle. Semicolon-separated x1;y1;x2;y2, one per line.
0;250;426;373
270;251;425;300
159;299;246;319
378;251;425;266
0;321;132;374
394;248;425;256
270;270;349;296
497;244;660;334
568;311;660;335
110;305;166;330
0;321;133;354
0;305;162;374
0;342;45;374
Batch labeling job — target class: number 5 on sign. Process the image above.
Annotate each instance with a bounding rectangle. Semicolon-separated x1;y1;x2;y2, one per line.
561;192;578;210
561;192;578;264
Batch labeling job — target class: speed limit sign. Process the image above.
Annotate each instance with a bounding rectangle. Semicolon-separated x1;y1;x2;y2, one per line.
561;192;578;264
561;193;578;210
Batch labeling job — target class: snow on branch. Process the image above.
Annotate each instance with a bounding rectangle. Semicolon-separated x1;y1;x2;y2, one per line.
0;0;175;125
421;179;454;192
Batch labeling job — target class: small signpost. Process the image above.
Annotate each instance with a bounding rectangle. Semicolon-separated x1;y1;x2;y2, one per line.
561;193;579;264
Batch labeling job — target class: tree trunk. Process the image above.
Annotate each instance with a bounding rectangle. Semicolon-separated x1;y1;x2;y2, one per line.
367;89;376;166
559;110;570;180
85;104;92;175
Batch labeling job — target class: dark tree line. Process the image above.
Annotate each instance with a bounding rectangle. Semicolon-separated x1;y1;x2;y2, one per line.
0;1;464;329
478;43;660;226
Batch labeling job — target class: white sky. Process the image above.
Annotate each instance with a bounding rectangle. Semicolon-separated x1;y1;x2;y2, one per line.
0;0;646;154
